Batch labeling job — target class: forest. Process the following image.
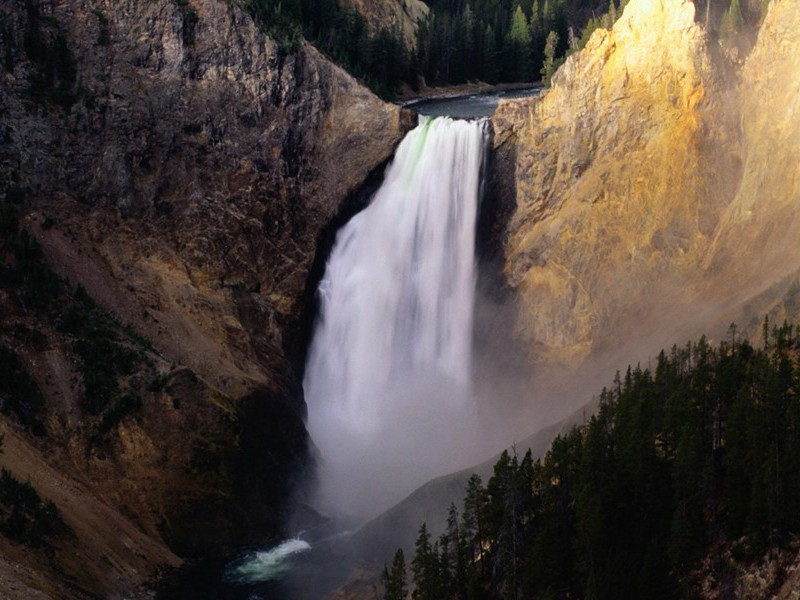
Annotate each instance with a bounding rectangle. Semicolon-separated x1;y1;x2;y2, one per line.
385;322;800;599
241;0;764;98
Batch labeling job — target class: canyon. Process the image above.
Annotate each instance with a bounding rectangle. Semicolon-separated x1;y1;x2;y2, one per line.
0;0;799;597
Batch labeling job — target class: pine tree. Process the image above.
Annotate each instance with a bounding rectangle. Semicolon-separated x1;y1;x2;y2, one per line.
541;30;559;84
383;549;407;600
542;0;554;25
530;0;541;34
729;0;744;30
719;0;743;45
481;25;499;84
412;523;441;600
462;473;487;576
505;5;533;82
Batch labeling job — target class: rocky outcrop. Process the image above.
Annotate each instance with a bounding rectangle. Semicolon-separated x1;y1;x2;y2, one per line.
0;0;409;596
340;0;429;48
491;0;800;412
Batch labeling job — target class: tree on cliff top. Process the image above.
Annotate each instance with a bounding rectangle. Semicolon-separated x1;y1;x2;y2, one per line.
541;30;559;83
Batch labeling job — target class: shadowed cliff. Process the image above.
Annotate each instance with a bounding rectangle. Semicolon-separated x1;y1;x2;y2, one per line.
0;0;411;596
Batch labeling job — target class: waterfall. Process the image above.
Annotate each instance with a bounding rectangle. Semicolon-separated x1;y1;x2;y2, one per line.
304;117;489;519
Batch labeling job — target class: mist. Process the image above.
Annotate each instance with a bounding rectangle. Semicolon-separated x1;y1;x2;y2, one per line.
301;116;538;524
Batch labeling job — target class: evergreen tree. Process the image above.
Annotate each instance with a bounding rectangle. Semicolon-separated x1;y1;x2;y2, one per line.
504;6;534;82
383;549;408;600
530;0;541;33
403;322;800;598
481;25;499;84
412;523;442;600
541;30;559;83
720;0;744;45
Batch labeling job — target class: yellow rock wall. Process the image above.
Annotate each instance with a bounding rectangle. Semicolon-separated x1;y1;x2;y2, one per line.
492;0;799;382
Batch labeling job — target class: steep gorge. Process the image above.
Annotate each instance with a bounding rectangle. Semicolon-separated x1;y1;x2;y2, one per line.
0;0;411;596
1;0;800;597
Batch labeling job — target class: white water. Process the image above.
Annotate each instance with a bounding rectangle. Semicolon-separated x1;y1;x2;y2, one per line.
304;117;489;520
225;538;312;583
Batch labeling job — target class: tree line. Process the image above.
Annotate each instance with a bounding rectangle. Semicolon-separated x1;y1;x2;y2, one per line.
386;320;800;599
242;0;769;98
242;0;615;97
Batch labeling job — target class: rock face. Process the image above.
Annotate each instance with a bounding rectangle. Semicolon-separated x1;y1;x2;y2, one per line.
0;0;409;596
340;0;429;48
492;0;800;411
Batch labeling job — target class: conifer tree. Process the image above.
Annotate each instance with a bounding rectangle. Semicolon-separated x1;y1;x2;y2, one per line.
383;549;407;600
412;523;441;600
720;0;744;45
481;25;499;84
531;0;541;33
505;6;534;81
541;30;559;84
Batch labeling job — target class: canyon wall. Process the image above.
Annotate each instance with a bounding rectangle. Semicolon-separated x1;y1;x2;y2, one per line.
0;0;409;596
492;0;800;415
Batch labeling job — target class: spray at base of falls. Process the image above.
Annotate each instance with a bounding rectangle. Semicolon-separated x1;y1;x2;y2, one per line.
224;539;312;584
304;117;490;521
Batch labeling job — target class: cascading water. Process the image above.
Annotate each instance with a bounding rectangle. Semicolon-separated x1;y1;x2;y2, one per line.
304;116;490;520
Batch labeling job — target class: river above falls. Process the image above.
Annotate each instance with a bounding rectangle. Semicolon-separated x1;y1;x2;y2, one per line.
404;85;543;119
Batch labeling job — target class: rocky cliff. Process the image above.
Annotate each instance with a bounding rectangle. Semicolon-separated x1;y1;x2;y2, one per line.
492;0;800;417
0;0;409;596
340;0;429;48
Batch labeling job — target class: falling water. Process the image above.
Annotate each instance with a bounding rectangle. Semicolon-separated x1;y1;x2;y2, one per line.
304;117;490;520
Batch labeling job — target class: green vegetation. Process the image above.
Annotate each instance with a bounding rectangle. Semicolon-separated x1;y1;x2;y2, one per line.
0;202;62;311
96;393;143;437
0;345;46;436
243;0;412;98
1;200;147;439
382;549;408;600
242;0;615;97
0;439;66;548
418;0;610;86
58;286;144;416
719;0;744;45
246;0;769;98
0;470;65;548
540;29;559;83
395;322;800;599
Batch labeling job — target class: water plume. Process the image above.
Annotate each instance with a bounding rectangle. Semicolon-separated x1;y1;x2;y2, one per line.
304;116;490;520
